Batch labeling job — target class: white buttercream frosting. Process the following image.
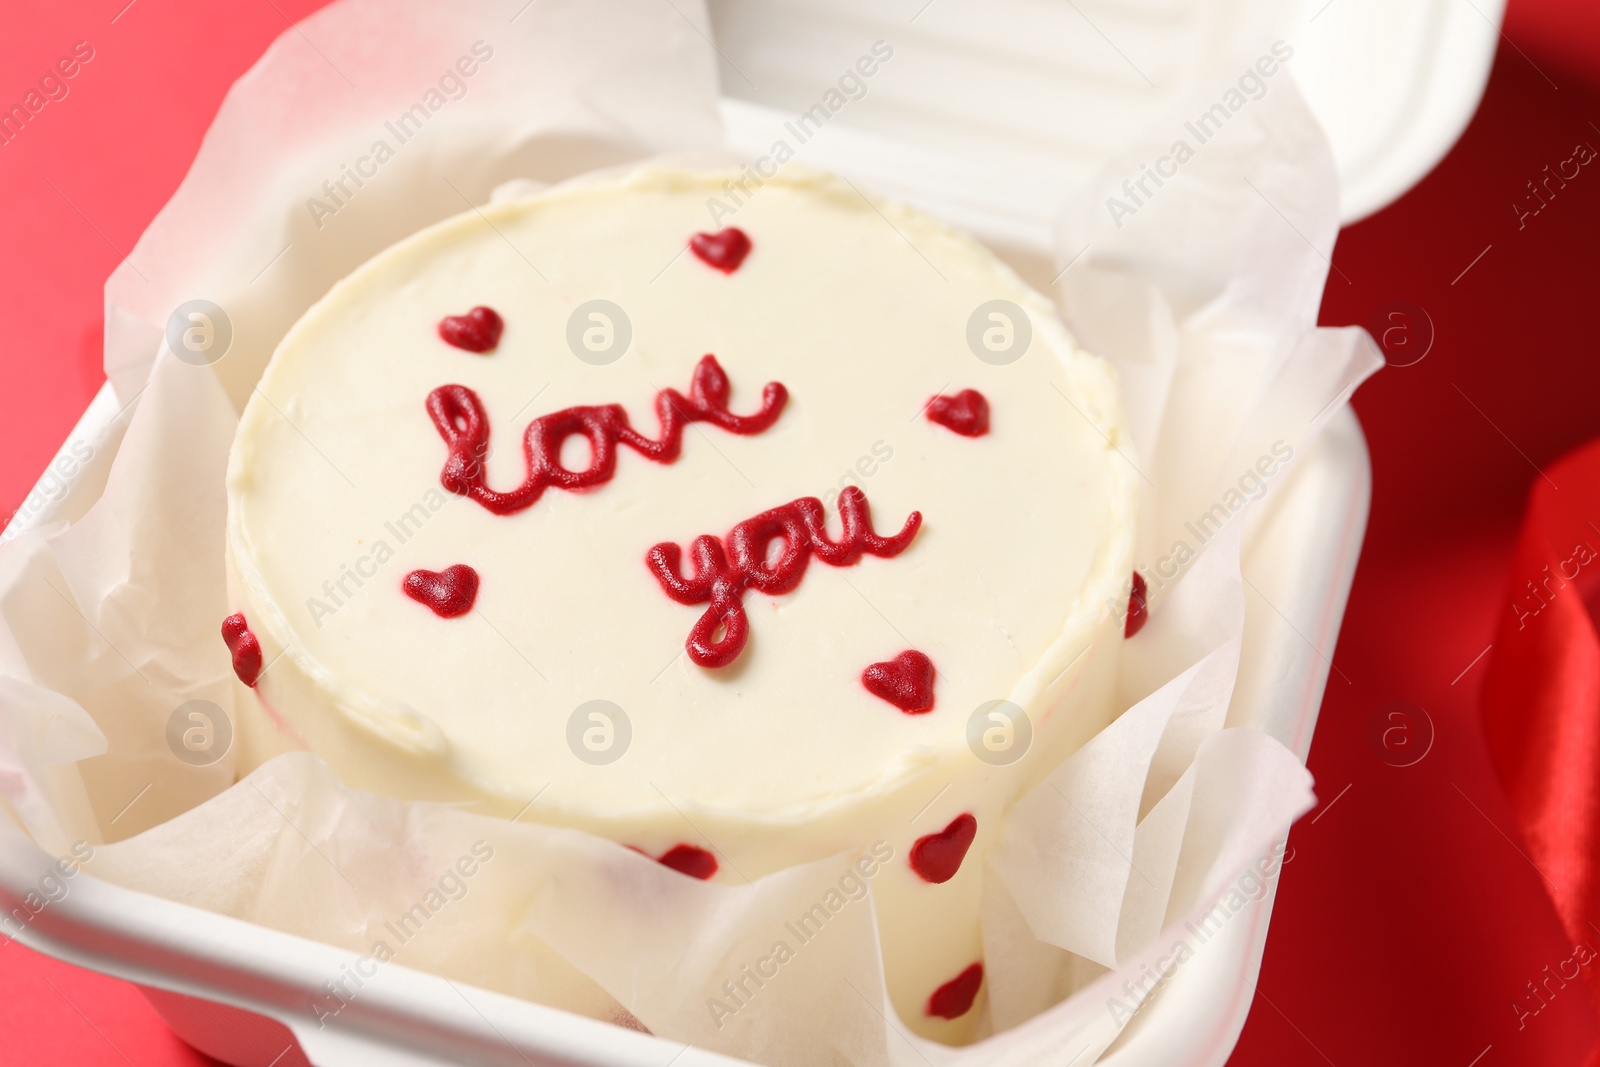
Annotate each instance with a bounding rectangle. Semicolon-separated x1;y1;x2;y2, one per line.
226;165;1136;1041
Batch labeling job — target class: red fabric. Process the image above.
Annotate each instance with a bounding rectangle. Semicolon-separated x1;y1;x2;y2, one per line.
1482;439;1600;1006
2;1;1600;1066
1505;0;1600;84
1230;18;1600;1067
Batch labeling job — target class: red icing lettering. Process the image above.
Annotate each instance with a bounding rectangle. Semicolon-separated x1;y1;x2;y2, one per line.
221;613;263;687
926;962;984;1019
689;228;752;273
647;487;921;668
438;306;503;353
910;813;975;884
1125;571;1148;638
403;565;479;618
427;355;786;515
862;650;936;714
926;389;989;437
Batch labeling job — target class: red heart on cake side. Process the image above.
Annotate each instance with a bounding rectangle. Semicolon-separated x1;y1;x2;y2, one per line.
926;389;990;437
1125;570;1149;638
221;613;263;687
656;843;719;880
630;843;719;880
689;227;752;274
403;565;480;618
862;650;936;714
926;961;984;1019
910;813;976;884
437;306;503;353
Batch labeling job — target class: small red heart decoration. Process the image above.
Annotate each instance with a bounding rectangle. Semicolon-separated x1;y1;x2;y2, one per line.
926;389;990;437
1125;570;1148;638
925;961;984;1019
689;228;752;274
862;650;936;714
657;844;719;880
910;813;977;884
221;613;262;687
403;565;480;618
437;306;503;352
631;843;719;880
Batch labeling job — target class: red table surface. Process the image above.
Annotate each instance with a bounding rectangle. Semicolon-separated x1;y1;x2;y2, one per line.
3;2;1600;1064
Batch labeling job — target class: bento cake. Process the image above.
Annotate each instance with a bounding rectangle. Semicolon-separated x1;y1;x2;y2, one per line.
223;166;1138;1041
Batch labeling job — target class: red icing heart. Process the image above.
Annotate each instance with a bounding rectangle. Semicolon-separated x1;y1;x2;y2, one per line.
403;565;480;618
1125;570;1148;638
910;813;977;884
438;306;503;352
689;228;752;274
926;962;984;1019
926;389;990;437
862;650;936;714
632;843;719;880
221;613;262;687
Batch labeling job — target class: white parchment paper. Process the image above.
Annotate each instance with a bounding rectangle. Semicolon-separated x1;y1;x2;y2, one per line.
0;3;1381;1064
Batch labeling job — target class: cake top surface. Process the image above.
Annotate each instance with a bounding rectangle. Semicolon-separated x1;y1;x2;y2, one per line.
227;166;1133;824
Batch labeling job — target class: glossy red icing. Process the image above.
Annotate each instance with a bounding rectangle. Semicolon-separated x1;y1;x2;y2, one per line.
656;844;718;880
647;487;921;668
437;306;503;353
926;389;990;437
403;565;479;618
427;355;786;515
1125;571;1149;638
862;650;937;714
688;228;751;273
926;962;984;1019
221;613;262;687
628;843;719;880
910;813;976;884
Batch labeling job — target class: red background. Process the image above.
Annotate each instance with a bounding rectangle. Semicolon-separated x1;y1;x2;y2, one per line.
2;1;1599;1064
